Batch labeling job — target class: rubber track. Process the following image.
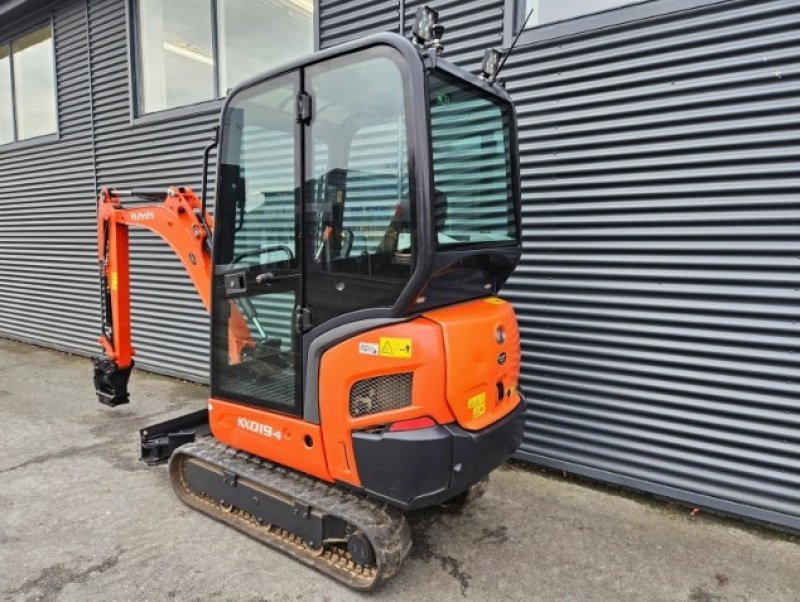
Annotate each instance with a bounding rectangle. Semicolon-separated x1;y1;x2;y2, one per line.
168;438;412;591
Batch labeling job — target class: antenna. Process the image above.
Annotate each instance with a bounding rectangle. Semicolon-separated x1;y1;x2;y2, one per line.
493;8;534;82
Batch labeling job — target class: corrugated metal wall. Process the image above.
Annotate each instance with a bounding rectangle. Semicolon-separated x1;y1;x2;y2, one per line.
501;0;800;530
0;1;97;353
319;0;400;48
0;0;215;380
87;0;216;379
1;0;798;530
322;0;800;530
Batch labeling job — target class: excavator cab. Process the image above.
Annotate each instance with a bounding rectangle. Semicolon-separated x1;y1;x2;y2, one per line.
212;33;521;421
93;11;523;591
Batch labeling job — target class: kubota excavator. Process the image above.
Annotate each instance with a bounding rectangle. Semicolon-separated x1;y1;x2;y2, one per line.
92;8;524;590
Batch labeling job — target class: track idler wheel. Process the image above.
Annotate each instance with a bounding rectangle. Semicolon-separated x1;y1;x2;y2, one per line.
347;531;375;566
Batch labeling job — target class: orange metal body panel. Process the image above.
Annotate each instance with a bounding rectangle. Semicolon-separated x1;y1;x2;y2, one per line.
96;187;215;369
96;187;252;367
209;398;334;483
97;218;132;364
98;186;520;486
423;297;522;431
318;319;455;486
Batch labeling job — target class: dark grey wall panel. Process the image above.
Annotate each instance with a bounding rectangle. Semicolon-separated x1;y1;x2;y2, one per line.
0;1;97;354
0;0;216;381
500;0;800;531
87;0;217;380
319;0;400;48
319;0;800;531
1;0;798;531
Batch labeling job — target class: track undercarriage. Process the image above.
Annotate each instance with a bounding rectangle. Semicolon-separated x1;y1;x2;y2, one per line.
169;438;412;591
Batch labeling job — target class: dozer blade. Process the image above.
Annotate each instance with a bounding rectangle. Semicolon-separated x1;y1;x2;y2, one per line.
169;438;412;591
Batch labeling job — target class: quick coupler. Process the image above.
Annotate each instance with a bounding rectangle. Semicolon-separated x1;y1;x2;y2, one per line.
92;357;134;407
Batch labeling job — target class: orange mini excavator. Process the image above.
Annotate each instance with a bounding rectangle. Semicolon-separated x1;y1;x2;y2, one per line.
92;8;524;590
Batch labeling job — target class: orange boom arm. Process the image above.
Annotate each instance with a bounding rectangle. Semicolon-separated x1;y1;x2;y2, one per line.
93;186;250;406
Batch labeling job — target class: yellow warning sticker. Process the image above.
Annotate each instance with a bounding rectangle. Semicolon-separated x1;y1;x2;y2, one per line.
110;272;118;291
379;337;412;359
467;392;487;419
485;297;505;305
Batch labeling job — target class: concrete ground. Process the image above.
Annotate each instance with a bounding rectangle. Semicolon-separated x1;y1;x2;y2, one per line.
1;337;799;602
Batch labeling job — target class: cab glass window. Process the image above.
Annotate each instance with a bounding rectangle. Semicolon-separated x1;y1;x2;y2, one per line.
224;82;298;269
214;74;300;409
429;72;516;248
305;51;413;281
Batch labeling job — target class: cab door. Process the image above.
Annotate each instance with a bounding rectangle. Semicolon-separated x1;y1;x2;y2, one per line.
302;46;417;327
211;72;304;415
212;45;419;416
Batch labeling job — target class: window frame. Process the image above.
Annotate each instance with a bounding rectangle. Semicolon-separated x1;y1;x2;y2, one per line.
127;0;320;122
503;0;731;47
0;16;60;150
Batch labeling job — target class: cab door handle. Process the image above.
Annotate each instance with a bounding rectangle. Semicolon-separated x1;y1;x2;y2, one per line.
255;272;299;285
255;271;276;285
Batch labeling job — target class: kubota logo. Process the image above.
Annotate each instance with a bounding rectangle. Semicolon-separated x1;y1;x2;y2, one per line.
129;210;155;221
237;416;283;440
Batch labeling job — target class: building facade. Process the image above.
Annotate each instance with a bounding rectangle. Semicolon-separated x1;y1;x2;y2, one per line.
1;0;798;531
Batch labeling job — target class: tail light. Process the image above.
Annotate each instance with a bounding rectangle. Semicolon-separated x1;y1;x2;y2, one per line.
388;416;436;432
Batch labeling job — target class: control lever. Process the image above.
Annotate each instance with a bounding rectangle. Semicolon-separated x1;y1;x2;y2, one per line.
236;297;267;340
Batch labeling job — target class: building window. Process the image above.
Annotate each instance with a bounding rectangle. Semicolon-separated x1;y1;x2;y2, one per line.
521;0;640;28
0;46;12;144
0;25;58;145
135;0;314;115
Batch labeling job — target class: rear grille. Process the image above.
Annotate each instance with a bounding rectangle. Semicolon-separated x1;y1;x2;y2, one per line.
349;373;413;417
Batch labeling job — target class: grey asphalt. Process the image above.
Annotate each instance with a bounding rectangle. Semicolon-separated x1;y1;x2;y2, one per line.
1;336;798;602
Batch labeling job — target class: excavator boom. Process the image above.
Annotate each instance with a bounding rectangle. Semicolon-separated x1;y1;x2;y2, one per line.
93;186;214;405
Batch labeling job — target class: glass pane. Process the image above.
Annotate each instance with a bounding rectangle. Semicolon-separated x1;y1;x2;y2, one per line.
345;119;411;258
214;76;299;411
525;0;640;27
12;26;56;140
305;52;412;280
218;0;313;94
137;0;214;112
0;45;13;144
429;73;516;248
224;83;297;267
